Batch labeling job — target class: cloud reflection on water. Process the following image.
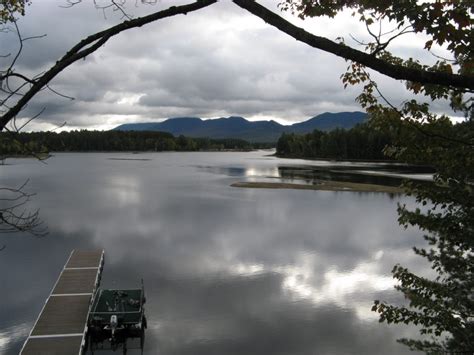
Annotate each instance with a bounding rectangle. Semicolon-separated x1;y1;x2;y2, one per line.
0;151;428;354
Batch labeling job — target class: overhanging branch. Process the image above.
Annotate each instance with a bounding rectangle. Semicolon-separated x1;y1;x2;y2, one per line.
233;0;474;91
0;0;217;131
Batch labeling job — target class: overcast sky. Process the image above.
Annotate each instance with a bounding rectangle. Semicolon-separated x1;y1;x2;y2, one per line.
1;0;458;131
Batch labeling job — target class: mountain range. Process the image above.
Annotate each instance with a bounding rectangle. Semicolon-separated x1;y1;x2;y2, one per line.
114;111;366;142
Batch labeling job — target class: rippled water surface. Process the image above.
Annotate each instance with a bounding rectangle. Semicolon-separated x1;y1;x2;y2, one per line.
0;151;429;354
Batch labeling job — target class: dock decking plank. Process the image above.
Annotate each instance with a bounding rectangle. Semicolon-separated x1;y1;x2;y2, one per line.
21;249;104;355
52;269;99;295
66;250;104;268
30;295;92;336
21;336;83;355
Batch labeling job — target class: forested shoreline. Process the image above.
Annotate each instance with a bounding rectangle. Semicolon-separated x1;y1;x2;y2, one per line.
2;122;470;165
0;130;272;155
1;124;391;159
276;124;393;160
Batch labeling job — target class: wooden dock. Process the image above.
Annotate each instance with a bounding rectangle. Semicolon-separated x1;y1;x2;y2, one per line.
21;250;104;355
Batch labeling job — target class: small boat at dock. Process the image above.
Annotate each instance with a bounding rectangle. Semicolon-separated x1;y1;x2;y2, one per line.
88;281;147;354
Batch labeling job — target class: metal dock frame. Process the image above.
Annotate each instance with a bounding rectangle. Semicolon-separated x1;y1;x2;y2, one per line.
20;249;105;355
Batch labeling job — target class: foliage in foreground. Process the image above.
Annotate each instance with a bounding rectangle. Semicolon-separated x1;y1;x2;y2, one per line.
281;0;474;353
373;115;474;352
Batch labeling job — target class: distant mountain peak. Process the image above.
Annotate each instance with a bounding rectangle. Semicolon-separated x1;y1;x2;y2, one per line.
226;116;246;120
166;116;202;122
114;111;366;142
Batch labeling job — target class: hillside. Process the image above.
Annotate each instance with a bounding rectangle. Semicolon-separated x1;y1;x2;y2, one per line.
114;111;367;142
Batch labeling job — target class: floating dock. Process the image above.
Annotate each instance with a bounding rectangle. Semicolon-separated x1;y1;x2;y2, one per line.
21;250;104;355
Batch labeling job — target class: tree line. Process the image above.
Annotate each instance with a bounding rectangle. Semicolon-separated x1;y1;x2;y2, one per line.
0;130;272;155
276;123;392;160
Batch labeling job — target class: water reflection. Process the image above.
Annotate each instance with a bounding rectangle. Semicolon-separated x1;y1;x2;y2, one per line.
0;324;29;353
105;175;141;206
197;160;433;187
0;152;428;354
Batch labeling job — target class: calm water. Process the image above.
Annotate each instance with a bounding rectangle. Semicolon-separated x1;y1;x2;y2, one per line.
0;151;429;354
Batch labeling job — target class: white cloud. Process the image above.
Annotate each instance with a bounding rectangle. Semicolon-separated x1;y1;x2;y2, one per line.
1;0;462;131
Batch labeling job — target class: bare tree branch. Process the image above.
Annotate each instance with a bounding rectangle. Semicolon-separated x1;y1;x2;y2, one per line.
0;0;218;131
2;124;50;162
46;85;75;101
0;180;48;237
0;72;36;84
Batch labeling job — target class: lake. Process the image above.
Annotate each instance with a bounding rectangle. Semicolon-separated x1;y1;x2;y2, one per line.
0;151;429;354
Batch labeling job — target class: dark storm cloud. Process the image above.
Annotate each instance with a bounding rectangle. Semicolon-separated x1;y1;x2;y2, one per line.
1;0;460;131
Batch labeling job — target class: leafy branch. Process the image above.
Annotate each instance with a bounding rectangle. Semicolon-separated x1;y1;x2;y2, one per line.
232;0;474;91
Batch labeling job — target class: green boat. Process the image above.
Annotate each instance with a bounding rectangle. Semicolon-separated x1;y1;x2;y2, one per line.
88;282;147;354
